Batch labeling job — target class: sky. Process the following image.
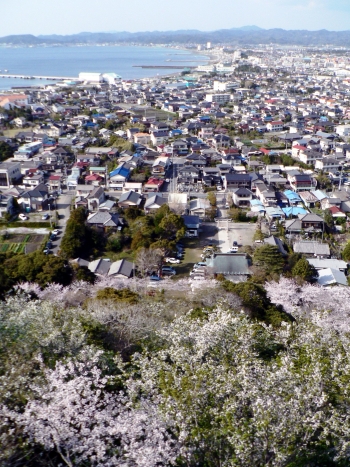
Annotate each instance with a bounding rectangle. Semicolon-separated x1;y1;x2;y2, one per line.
2;0;350;36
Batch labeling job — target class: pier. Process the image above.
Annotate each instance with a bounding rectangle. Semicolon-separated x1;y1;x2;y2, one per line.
0;74;77;81
133;65;196;69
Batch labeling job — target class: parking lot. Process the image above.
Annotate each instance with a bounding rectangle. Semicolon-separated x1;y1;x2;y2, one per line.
217;221;257;253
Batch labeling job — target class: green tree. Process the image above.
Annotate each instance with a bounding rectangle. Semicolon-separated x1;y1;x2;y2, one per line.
60;207;95;259
159;212;185;241
342;241;350;261
253;228;265;241
324;209;334;229
0;141;14;161
292;257;318;282
253;244;285;274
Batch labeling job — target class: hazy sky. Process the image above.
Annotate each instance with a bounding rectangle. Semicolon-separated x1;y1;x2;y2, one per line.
2;0;350;35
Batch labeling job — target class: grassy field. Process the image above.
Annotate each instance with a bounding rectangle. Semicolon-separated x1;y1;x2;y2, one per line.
172;238;203;280
1;128;20;138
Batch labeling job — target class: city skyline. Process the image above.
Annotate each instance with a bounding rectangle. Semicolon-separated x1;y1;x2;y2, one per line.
1;0;350;37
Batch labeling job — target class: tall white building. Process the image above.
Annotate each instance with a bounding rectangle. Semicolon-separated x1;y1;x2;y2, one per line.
207;42;212;50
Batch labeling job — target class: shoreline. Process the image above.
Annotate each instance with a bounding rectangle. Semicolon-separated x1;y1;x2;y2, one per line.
0;45;214;90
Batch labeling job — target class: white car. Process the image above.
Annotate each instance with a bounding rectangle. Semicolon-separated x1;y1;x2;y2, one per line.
165;257;180;264
51;229;60;235
19;213;28;220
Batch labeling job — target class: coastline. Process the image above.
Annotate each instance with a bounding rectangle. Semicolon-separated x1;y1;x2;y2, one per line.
0;44;212;91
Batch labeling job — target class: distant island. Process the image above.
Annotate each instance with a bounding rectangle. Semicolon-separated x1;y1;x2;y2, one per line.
2;27;350;47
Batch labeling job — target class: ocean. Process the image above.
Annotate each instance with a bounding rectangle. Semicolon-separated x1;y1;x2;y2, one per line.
0;45;209;91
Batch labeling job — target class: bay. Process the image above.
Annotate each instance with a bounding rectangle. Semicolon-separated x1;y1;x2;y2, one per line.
0;45;209;91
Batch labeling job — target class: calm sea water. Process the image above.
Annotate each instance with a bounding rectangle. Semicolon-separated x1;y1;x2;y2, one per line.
0;45;208;91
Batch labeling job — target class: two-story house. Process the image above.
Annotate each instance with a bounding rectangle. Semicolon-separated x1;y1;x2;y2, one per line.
223;173;251;190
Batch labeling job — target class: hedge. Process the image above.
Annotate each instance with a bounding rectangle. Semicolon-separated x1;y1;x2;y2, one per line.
0;222;52;229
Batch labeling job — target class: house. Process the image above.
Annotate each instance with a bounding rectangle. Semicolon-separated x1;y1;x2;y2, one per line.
18;183;49;211
286;213;324;233
266;121;284;132
293;240;330;257
315;157;339;173
328;206;347;219
23;171;44;188
109;165;130;183
144;177;164;192
177;165;200;184
231;188;253;207
307;258;348;272
144;193;167;213
189;198;211;218
150;130;169;146
205;253;250;281
317;268;348;287
152;156;170;175
87;211;121;230
133;132;151;145
0;161;22;188
108;259;134;278
86;186;105;211
224;173;251;190
182;215;200;236
88;259;112;276
289;173;315;192
118;190;142;209
298;191;319;208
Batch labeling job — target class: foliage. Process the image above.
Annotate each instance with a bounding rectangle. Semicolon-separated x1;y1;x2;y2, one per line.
60;207;102;259
324;208;334;229
253;227;265;241
292;257;318;282
95;287;139;304
0;251;72;293
342;241;350;261
0;141;14;162
253;244;285;274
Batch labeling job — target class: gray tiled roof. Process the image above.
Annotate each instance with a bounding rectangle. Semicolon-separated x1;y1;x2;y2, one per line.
206;253;250;275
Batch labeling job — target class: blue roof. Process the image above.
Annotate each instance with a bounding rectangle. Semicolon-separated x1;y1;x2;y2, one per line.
284;190;301;201
110;166;130;178
251;199;264;206
283;206;308;217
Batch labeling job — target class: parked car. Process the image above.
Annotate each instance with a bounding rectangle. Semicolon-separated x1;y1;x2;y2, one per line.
230;246;238;253
43;248;50;255
254;239;264;243
162;267;176;276
165;257;180;264
233;241;238;246
149;275;162;281
193;262;207;269
46;241;53;249
42;213;50;220
52;229;59;235
19;214;28;220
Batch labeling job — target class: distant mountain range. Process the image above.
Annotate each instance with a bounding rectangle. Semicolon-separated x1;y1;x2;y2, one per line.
2;27;350;46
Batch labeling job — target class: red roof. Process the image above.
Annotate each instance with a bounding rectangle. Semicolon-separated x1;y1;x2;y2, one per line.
259;147;270;155
146;177;164;186
85;174;103;181
49;175;62;180
329;206;345;215
293;144;306;151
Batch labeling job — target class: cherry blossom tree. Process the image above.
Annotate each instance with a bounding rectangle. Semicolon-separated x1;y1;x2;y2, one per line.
4;351;179;467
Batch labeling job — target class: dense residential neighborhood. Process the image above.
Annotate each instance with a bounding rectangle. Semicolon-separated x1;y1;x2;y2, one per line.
2;44;350;290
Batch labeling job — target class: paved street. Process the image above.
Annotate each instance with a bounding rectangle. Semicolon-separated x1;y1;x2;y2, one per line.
51;191;74;255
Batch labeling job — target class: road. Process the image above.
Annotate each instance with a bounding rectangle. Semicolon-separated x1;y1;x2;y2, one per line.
51;192;74;255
